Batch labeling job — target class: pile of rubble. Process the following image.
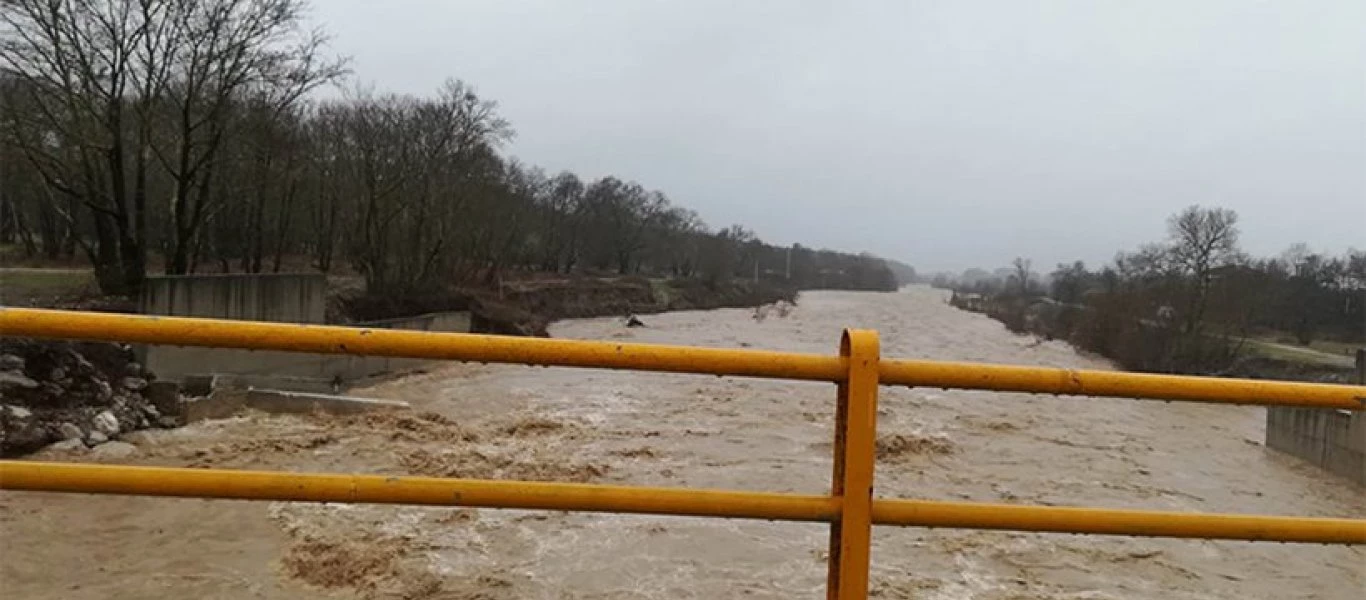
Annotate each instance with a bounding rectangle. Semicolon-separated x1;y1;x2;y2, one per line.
0;339;178;456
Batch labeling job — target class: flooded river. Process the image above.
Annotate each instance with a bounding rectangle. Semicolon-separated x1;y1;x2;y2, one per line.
2;287;1362;599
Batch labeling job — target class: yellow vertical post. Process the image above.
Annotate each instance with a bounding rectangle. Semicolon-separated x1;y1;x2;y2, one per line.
827;329;880;600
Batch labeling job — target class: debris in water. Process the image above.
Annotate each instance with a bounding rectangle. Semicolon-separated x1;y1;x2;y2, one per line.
876;433;956;460
281;533;406;590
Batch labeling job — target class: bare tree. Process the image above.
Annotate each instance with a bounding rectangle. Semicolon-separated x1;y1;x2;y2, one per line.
1010;257;1032;295
0;0;171;292
536;171;584;272
324;82;510;292
154;0;346;274
1;0;344;288
1167;205;1241;333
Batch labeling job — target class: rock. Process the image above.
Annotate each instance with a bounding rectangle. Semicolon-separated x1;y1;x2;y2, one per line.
49;439;87;452
121;376;148;391
120;430;158;445
0;371;39;390
91;441;137;459
156;416;180;429
0;353;24;371
92;410;120;436
87;430;109;445
58;422;84;440
50;367;66;381
141;404;161;419
0;410;48;452
70;351;94;371
94;380;114;400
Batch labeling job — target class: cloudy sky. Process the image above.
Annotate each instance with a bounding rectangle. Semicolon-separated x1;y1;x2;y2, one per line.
312;0;1364;273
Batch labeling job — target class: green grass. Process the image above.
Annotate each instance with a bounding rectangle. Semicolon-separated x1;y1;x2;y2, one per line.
0;268;97;304
648;279;673;306
1305;339;1361;357
1259;333;1359;356
1239;337;1356;368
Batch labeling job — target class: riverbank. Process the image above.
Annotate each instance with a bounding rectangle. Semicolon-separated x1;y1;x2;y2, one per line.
948;290;1361;384
2;265;800;337
334;275;799;337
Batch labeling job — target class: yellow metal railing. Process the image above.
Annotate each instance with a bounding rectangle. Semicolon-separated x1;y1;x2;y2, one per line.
1;307;1363;599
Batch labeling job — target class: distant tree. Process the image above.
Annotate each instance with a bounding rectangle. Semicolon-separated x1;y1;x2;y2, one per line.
0;0;345;291
535;172;585;272
1049;261;1090;305
0;2;911;306
1;0;165;293
1010;257;1033;295
1277;246;1338;345
1166;205;1242;334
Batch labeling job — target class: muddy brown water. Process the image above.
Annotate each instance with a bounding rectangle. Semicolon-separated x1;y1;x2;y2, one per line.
2;287;1362;599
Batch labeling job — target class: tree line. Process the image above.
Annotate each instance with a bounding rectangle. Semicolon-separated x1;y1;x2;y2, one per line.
0;0;899;298
940;206;1365;373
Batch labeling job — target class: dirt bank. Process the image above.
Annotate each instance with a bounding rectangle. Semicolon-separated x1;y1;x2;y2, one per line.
2;287;1362;598
337;275;798;337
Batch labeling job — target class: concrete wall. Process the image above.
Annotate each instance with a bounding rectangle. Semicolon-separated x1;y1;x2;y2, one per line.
1266;408;1365;485
139;274;469;390
142;310;471;391
142;273;326;323
1264;349;1366;486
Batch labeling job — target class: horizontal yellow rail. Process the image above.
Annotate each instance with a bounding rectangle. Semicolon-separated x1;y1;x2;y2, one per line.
2;461;1362;544
872;498;1365;543
880;358;1366;409
0;307;844;380
2;308;1363;409
0;461;838;521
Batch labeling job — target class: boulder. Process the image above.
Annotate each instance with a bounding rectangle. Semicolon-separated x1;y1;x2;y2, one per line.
49;439;87;452
121;376;148;392
91;441;137;459
92;410;120;436
0;353;24;371
0;371;39;390
0;407;47;452
57;422;84;440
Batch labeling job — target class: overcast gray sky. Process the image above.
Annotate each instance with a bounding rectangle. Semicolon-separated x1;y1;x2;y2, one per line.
312;0;1364;273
